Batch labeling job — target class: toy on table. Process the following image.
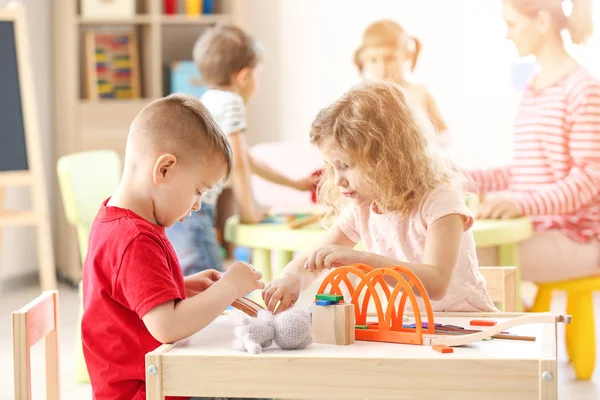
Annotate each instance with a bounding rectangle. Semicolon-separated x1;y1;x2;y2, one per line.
316;263;435;345
470;319;497;327
314;263;571;348
259;211;324;229
230;269;570;351
311;294;355;345
229;306;312;354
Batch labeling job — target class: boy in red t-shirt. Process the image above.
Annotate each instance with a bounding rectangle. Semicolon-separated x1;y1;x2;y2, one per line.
82;94;265;400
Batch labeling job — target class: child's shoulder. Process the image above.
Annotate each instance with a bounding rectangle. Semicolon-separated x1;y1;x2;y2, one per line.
421;182;466;208
201;89;247;135
89;202;168;250
201;89;245;110
419;183;473;228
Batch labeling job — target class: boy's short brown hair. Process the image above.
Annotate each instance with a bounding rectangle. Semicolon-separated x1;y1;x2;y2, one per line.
129;93;233;181
192;24;261;86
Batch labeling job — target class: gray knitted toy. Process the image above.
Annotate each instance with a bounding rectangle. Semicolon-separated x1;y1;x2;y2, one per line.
272;307;312;350
229;307;312;354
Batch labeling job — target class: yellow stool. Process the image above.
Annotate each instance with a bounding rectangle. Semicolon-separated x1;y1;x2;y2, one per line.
530;275;600;380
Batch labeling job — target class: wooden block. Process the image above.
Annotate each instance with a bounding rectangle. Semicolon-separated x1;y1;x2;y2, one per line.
355;325;369;330
316;294;344;302
312;303;355;345
432;344;453;354
470;320;497;327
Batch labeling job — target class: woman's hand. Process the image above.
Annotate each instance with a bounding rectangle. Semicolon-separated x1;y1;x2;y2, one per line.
304;245;364;271
477;197;522;219
184;269;222;297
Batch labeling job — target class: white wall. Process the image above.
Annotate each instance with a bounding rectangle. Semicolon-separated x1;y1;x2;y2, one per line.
239;0;600;169
1;0;53;281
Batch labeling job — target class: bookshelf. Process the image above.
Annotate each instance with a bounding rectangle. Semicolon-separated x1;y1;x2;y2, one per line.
53;0;237;283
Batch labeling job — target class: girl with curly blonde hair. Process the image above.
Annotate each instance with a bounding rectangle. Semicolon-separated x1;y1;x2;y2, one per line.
263;81;497;313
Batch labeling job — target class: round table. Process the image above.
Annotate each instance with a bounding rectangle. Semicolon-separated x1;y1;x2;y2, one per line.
224;216;533;308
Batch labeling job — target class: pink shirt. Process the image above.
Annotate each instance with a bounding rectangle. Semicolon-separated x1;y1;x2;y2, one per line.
468;66;600;246
338;184;498;312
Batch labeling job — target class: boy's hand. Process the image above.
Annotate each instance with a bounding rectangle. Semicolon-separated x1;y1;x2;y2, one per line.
220;261;265;299
184;269;222;297
304;246;363;271
262;274;301;313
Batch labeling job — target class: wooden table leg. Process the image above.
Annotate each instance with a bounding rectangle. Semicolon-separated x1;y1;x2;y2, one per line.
498;243;523;312
273;250;294;279
252;248;272;283
146;347;167;400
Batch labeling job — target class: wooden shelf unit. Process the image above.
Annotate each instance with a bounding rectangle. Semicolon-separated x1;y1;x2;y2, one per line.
53;0;236;283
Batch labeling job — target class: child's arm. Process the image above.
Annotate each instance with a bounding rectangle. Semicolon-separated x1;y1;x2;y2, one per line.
228;132;261;224
305;214;464;301
424;88;448;134
262;224;356;312
142;262;264;344
248;154;314;191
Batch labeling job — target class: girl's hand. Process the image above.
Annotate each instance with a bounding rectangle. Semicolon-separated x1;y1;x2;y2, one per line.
477;197;522;219
304;245;363;271
184;269;222;297
262;274;301;313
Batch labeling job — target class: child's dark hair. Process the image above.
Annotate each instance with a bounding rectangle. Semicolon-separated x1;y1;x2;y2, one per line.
193;24;262;86
353;19;421;72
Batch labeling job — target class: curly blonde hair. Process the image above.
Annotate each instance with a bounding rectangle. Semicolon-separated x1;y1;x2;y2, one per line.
310;80;468;225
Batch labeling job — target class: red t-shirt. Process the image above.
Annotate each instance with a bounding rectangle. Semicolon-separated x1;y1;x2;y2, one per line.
82;198;186;400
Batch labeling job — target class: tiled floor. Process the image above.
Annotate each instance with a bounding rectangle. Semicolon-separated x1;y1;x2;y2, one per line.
1;281;599;399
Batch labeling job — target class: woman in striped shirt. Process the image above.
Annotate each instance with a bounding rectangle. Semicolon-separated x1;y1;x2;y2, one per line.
470;0;600;283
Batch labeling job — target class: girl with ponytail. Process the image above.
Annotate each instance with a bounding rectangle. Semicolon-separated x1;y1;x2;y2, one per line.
353;20;450;146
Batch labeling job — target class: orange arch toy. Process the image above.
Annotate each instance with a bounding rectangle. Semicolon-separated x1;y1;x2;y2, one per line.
316;263;435;345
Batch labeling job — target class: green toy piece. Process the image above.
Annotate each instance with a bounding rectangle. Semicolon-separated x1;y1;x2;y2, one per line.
315;294;344;302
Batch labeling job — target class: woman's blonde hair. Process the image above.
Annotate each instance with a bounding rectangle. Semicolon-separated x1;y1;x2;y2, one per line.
506;0;593;44
353;19;422;72
310;81;468;225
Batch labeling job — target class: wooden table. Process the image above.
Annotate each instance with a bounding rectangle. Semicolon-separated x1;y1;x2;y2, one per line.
146;312;560;399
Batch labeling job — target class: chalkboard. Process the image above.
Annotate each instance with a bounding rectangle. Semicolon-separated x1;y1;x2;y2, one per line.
0;20;28;172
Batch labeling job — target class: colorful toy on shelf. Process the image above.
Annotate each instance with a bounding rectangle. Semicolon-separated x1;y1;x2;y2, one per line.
203;0;215;14
162;0;214;15
164;0;177;14
168;61;207;98
185;0;201;15
84;30;140;100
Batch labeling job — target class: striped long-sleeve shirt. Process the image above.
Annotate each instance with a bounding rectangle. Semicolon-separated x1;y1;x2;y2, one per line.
469;66;600;243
